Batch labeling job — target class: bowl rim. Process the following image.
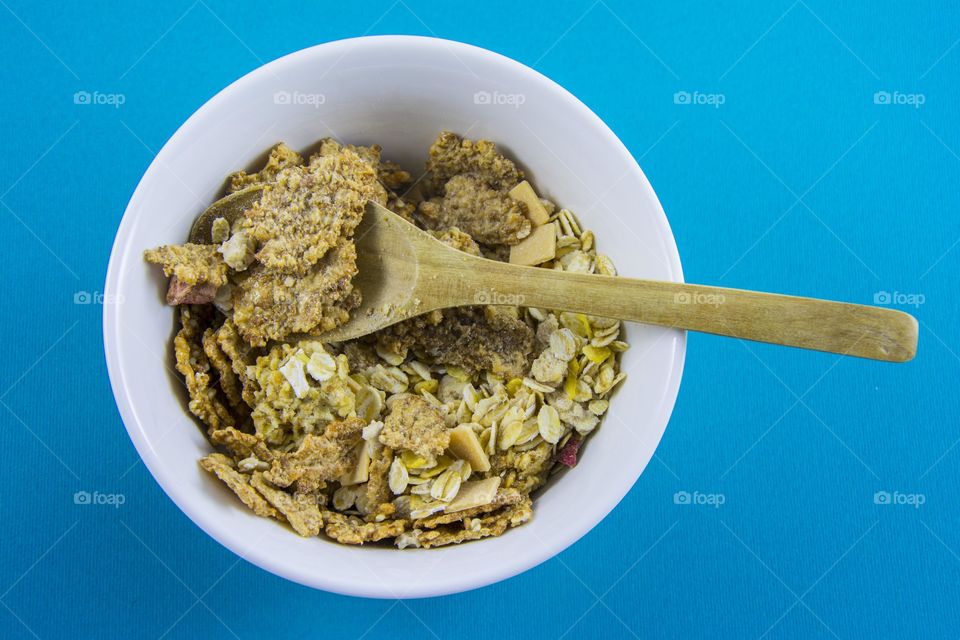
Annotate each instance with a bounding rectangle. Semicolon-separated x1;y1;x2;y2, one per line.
103;34;686;597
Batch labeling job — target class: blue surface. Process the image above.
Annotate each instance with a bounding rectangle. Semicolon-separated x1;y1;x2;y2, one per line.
1;1;957;638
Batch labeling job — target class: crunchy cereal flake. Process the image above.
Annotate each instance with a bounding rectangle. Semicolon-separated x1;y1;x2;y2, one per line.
228;142;304;192
174;306;233;431
424;131;523;194
416;497;532;548
240;144;385;274
418;174;531;245
377;307;535;379
199;453;278;519
265;417;365;487
323;511;407;545
144;244;228;287
231;240;360;346
250;472;323;537
380;395;450;465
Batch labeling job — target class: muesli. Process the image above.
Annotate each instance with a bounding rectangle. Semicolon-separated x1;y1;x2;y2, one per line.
144;132;628;548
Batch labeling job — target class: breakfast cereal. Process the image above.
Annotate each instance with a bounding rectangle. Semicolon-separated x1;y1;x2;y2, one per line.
145;132;628;548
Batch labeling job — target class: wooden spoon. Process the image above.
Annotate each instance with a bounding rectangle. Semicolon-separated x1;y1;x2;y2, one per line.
314;201;917;362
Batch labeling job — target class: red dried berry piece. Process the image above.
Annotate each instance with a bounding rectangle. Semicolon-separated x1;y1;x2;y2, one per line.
556;434;582;468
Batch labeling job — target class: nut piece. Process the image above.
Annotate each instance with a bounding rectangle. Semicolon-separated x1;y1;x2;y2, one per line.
508;180;550;226
444;476;502;513
339;440;372;486
509;222;557;266
447;424;491;472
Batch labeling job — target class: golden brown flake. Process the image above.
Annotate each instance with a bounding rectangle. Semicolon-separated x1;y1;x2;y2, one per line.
296;477;330;506
424;131;523;194
317;139;412;190
174;306;233;431
240;145;385;274
199;453;278;519
264;417;365;487
491;440;553;493
379;160;412;190
380;395;450;464
387;192;417;223
213;318;259;407
342;342;380;371
202;328;245;415
231;240;360;346
228;142;304;192
144;244;228;287
377;306;535;379
209;427;273;462
322;511;408;545
414;488;524;528
250;472;323;537
428;227;482;256
416;497;533;548
362;446;395;512
419;174;531;245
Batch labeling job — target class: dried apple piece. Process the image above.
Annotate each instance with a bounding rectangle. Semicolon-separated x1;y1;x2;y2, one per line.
508;180;550;226
447;424;491;472
445;477;501;513
509;222;557;266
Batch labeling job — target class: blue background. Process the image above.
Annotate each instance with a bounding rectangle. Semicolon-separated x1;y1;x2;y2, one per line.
1;1;957;638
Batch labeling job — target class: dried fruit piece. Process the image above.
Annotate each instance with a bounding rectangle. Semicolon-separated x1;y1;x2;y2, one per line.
447;424;491;472
556;433;582;468
508;180;550;226
339;441;372;486
444;477;501;513
414;488;523;528
509;223;557;266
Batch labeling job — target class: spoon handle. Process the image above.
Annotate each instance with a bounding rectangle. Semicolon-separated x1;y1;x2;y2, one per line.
453;259;918;362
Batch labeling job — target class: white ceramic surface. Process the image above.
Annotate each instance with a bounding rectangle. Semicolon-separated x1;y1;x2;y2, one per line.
103;35;685;598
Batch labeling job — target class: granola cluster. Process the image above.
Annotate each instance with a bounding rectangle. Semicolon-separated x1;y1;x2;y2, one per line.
145;132;628;548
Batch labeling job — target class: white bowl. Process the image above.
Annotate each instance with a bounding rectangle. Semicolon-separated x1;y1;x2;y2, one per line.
104;35;685;598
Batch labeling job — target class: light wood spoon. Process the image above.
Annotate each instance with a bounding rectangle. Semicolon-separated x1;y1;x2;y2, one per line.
312;201;917;362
